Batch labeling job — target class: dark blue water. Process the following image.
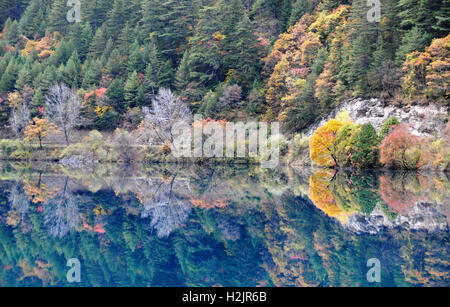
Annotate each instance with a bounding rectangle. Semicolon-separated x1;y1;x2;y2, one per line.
0;163;448;286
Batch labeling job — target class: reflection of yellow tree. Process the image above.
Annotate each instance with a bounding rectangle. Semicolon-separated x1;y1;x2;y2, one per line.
309;170;352;224
22;175;57;204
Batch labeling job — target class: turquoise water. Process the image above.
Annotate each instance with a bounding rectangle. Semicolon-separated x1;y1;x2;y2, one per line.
0;163;448;287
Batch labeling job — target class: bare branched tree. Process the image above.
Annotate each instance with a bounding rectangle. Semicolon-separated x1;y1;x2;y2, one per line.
146;88;192;144
10;102;30;137
218;84;242;111
8;183;31;228
112;129;137;163
140;173;192;238
43;177;80;238
44;84;81;145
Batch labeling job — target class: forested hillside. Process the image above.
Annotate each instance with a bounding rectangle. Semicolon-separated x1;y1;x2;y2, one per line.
0;0;448;133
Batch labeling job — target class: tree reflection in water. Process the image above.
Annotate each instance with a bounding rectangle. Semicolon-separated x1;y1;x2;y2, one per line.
0;163;448;286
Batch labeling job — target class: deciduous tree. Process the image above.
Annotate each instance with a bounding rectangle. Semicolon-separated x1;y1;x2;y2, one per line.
310;112;351;167
24;117;58;149
44;84;81;145
145;88;192;145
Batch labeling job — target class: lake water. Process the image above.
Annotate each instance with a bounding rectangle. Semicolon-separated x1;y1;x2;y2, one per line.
0;162;448;287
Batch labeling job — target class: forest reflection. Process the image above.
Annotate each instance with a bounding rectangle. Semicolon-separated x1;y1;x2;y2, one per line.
0;163;448;286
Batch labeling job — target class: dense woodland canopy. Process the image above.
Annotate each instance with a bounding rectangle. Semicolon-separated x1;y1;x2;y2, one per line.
0;0;448;134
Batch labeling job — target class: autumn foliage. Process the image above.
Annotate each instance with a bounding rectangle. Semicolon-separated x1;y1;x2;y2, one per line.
380;124;429;170
402;34;450;105
309;170;353;224
190;197;228;209
310;113;447;171
23;117;58;149
309;111;351;167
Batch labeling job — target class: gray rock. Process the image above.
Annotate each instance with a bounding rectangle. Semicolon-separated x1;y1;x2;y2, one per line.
305;98;448;138
344;203;449;234
60;155;95;168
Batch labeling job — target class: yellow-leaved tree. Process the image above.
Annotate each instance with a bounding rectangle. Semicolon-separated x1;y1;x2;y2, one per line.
24;118;58;149
309;111;352;167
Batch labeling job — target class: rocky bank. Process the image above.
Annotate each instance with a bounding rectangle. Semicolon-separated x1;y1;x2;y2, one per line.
305;98;449;137
344;203;449;234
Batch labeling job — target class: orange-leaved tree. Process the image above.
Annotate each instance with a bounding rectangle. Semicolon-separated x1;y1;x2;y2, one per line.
402;34;449;104
380;124;429;169
24;117;58;149
310;111;352;167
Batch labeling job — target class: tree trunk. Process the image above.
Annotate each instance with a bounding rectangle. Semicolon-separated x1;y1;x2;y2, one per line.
64;128;69;146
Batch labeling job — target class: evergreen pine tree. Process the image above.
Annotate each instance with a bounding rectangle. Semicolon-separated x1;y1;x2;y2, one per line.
124;71;140;108
227;13;262;92
117;23;134;55
82;59;102;88
81;0;112;30
16;62;32;92
280;0;292;32
432;0;450;35
100;38;114;65
105;0;128;39
77;23;94;61
395;26;431;65
127;40;145;74
174;5;222;101
48;0;69;34
157;60;174;89
62;53;80;87
0;59;18;93
289;0;310;26
6;20;20;45
89;27;107;59
106;78;125;114
347;0;377;95
106;49;125;78
30;86;44;117
19;0;40;38
33;65;57;92
50;39;75;67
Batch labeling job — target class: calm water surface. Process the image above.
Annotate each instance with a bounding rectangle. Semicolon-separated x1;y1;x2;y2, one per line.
0;163;448;286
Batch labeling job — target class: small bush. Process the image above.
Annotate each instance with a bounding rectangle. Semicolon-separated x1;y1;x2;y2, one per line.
60;130;109;162
9;149;30;160
379;117;400;140
293;134;309;157
159;141;172;155
0;139;22;156
404;146;427;169
112;129;136;162
0;139;30;160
